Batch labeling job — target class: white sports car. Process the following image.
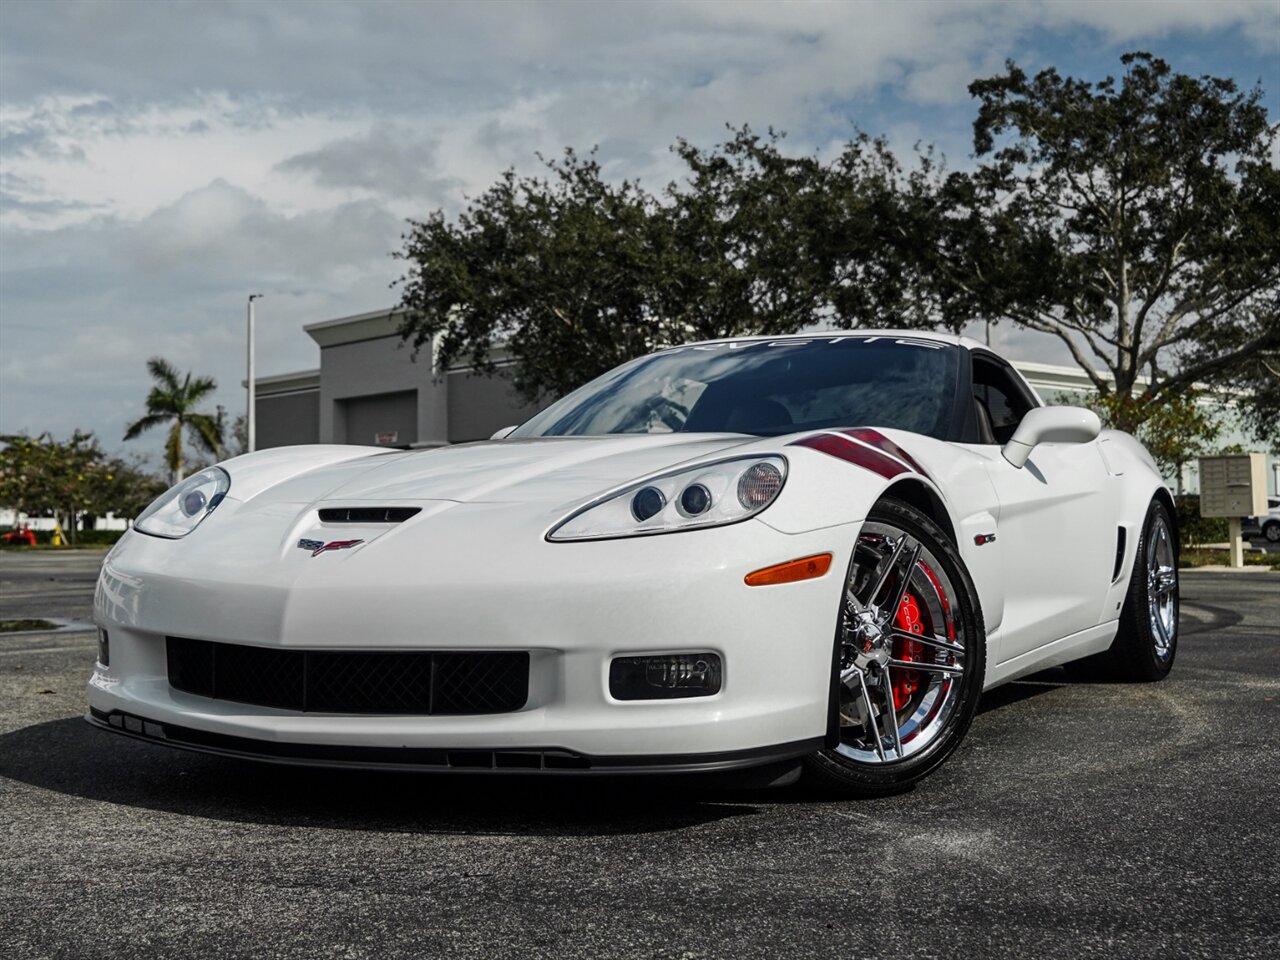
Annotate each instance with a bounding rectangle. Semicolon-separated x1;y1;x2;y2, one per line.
88;331;1179;795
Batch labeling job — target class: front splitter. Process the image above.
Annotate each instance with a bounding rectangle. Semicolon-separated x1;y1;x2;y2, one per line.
86;707;820;778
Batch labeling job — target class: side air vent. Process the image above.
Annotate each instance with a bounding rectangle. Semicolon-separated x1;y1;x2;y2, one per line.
318;507;421;524
1112;527;1127;582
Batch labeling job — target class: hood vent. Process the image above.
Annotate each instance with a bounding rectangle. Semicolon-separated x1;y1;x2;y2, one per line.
318;506;421;524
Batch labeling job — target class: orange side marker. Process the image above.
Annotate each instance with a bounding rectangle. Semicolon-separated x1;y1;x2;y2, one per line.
744;553;833;587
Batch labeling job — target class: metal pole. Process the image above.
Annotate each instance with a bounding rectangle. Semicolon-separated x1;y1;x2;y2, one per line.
247;294;263;453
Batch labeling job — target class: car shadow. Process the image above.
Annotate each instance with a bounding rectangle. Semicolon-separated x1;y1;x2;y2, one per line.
976;672;1069;713
0;716;776;836
2;677;1078;831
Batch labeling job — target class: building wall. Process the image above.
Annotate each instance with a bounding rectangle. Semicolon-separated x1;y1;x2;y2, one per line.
339;389;418;446
446;369;543;442
317;335;447;448
256;390;320;449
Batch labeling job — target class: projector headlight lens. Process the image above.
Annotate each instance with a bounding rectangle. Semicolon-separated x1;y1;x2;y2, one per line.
548;456;787;541
134;467;230;539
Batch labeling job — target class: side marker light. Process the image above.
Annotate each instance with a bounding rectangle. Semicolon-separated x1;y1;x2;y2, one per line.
744;553;833;587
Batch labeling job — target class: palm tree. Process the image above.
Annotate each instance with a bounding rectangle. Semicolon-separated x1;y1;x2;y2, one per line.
123;358;223;482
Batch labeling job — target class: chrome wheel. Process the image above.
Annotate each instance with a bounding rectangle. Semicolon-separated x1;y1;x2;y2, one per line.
836;521;968;764
1146;513;1178;661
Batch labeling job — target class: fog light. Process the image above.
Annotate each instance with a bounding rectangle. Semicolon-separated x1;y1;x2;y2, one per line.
96;628;109;666
609;653;722;700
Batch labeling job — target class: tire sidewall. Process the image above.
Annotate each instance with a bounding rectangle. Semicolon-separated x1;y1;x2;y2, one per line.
1118;499;1179;680
805;497;986;793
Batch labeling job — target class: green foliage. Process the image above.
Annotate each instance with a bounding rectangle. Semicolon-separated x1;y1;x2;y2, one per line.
928;53;1278;433
0;433;164;518
0;431;103;519
394;53;1277;435
62;528;127;546
1090;389;1223;489
124;357;223;481
394;129;919;401
0;432;165;538
1174;496;1229;547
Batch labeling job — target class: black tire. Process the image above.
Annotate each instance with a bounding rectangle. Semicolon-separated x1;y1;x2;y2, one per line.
1072;498;1179;683
1263;521;1280;544
803;497;986;797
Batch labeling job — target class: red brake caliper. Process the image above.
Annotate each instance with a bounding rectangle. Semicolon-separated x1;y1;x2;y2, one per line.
892;592;925;711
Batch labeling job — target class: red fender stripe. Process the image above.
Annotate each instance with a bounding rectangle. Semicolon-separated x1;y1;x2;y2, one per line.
790;432;911;480
837;428;934;484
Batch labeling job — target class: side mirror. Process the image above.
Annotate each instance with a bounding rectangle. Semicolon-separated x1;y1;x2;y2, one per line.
490;425;517;440
1002;406;1101;469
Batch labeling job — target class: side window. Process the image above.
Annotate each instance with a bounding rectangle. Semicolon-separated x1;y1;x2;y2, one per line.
972;357;1034;445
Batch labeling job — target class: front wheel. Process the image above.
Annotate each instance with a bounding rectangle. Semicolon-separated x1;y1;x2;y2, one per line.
803;497;986;797
1263;521;1280;544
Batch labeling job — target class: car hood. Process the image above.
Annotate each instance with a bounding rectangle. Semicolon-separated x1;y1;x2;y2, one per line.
236;434;760;510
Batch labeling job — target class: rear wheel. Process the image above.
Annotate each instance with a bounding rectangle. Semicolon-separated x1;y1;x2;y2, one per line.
1104;499;1179;681
803;498;986;796
1263;521;1280;544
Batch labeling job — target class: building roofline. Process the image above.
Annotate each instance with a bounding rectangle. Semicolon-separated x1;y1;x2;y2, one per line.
305;307;406;348
244;369;321;395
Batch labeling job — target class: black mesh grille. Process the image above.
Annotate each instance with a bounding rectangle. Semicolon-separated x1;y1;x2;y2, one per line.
434;652;530;715
167;637;528;715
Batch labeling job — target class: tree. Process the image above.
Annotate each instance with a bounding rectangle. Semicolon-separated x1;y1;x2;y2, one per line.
87;455;168;522
0;431;165;540
395;151;668;401
123;358;222;482
1090;389;1224;493
393;129;911;402
919;52;1279;436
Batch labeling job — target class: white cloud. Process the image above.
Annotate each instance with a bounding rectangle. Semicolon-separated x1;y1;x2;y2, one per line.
0;0;1274;458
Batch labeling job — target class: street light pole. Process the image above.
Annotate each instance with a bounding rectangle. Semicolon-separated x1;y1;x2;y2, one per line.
247;294;263;453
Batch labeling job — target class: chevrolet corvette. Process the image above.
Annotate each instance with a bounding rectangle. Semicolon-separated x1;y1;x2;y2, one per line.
88;331;1179;794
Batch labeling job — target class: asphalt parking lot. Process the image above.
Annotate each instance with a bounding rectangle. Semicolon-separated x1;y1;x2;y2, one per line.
1;550;1277;960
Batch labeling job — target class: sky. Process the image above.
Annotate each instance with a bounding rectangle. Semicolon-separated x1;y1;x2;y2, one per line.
1;0;1277;466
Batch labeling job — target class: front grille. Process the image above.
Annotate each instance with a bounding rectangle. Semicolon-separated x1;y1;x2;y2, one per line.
166;637;528;715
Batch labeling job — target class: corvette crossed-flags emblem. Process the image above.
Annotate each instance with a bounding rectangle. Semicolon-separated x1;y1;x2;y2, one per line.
297;538;364;557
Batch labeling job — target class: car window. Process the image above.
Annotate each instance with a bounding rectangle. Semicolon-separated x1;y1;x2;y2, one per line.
972;356;1035;445
511;338;962;439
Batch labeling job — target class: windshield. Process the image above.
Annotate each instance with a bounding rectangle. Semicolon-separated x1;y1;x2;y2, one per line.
511;337;961;439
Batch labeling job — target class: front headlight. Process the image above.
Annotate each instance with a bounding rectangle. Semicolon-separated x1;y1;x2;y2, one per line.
548;455;787;542
134;467;230;539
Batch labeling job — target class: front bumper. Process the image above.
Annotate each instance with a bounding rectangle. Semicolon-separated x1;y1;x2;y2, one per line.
89;511;857;763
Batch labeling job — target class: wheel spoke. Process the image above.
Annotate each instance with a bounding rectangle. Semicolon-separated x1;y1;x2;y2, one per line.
854;668;886;761
864;534;908;609
880;673;903;758
892;628;964;655
889;658;963;677
885;542;923;621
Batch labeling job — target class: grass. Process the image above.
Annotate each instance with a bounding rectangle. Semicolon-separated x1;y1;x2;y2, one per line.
1180;547;1280;571
0;618;59;633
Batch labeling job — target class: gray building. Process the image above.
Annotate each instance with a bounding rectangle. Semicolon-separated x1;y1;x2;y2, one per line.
255;308;541;449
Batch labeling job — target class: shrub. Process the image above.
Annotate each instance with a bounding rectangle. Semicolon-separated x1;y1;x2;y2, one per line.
1174;496;1229;547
